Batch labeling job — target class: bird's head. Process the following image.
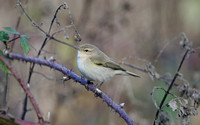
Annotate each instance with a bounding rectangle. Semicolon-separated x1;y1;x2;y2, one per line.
78;44;100;59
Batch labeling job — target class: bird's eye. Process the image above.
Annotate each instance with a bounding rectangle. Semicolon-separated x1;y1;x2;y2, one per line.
84;49;89;52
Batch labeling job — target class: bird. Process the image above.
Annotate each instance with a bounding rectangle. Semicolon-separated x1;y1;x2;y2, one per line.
77;44;140;86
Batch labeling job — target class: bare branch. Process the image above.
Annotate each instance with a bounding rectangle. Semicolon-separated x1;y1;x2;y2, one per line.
48;2;67;34
123;61;181;87
153;49;190;125
17;0;79;119
64;2;81;42
16;0;79;50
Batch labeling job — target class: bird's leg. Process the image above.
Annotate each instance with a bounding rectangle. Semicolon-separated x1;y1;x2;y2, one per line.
96;82;104;88
93;82;103;97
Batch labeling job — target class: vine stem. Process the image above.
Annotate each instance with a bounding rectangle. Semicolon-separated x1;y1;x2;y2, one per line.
0;54;44;124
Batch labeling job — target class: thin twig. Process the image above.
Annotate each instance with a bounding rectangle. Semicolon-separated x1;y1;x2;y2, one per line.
17;0;32;22
51;25;73;37
0;54;44;124
16;0;79;50
26;2;67;87
17;0;78;119
151;87;175;110
5;52;135;125
7;36;21;44
19;1;70;120
50;36;79;50
123;62;180;87
153;49;189;125
154;36;178;62
48;2;67;34
65;2;81;42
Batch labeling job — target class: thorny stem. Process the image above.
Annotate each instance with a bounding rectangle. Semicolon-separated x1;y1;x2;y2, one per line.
153;49;189;125
0;54;44;124
5;52;135;125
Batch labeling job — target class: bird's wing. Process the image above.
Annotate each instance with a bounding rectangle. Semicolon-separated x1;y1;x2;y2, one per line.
90;53;125;71
104;61;126;71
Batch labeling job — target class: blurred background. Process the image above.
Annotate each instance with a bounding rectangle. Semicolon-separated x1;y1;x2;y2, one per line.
0;0;200;125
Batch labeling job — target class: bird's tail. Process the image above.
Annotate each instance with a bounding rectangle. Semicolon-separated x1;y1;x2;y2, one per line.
126;71;140;78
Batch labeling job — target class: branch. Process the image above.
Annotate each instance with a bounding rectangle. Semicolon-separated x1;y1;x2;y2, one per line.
47;2;67;35
122;62;179;87
153;49;189;125
5;52;135;125
25;1;69;85
0;54;44;124
7;36;21;44
17;0;75;119
16;0;79;50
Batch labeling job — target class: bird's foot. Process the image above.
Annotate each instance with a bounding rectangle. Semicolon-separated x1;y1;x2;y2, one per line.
85;80;93;90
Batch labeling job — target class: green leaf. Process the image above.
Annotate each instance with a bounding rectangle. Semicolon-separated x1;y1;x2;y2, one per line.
4;27;20;35
0;50;9;74
21;37;30;54
21;34;30;39
0;31;9;42
28;41;35;51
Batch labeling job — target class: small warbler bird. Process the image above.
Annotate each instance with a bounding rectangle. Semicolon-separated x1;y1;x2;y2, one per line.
77;44;140;86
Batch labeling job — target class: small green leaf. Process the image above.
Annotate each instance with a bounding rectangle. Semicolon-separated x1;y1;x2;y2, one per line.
21;34;30;39
21;37;30;54
28;41;35;51
4;27;20;35
0;50;9;74
0;31;9;42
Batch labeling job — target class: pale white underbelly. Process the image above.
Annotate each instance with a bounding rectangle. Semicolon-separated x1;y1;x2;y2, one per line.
77;53;114;83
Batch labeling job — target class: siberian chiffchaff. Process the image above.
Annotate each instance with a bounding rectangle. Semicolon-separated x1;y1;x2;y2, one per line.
77;44;140;86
